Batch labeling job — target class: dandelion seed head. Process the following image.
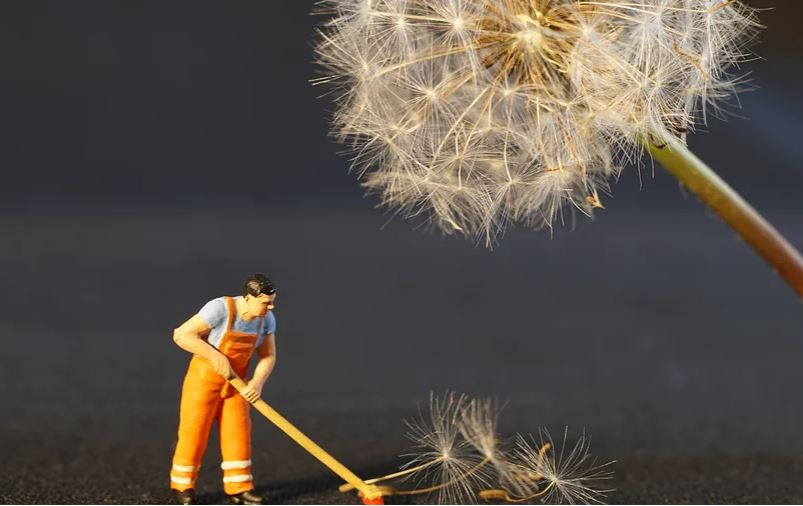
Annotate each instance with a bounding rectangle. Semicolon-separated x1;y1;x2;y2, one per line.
313;0;761;243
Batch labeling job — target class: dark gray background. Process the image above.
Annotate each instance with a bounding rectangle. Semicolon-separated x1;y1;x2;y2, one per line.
1;1;802;504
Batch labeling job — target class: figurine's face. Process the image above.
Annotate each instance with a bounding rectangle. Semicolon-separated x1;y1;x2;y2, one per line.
245;293;275;317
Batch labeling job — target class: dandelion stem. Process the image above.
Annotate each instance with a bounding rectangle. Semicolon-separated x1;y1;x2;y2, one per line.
338;457;492;498
647;135;803;298
478;481;556;503
337;456;445;492
391;457;491;496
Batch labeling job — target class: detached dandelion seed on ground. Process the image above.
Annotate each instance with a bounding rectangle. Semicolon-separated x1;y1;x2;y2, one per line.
401;392;493;504
312;0;803;297
510;429;615;504
339;392;613;504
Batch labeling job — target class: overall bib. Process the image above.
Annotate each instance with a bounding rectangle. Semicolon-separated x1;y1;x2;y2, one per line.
170;297;262;495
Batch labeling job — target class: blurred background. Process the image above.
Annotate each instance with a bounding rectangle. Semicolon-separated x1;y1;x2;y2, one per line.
0;1;801;503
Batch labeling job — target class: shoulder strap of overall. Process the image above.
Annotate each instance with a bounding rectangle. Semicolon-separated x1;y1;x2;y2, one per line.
257;316;265;339
225;296;236;331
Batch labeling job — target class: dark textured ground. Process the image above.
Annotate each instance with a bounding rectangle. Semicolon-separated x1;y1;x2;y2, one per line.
1;203;802;504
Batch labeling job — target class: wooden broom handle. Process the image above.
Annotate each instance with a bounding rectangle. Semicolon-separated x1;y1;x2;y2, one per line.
226;372;383;501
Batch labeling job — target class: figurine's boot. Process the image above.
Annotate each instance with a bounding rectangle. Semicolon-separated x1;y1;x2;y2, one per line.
228;490;263;505
173;488;196;505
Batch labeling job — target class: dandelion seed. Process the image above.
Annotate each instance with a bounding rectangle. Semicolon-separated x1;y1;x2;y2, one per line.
457;397;530;497
313;0;760;244
401;391;491;504
512;428;615;504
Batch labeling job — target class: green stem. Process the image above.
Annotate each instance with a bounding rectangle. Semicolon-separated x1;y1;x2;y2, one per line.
646;135;803;299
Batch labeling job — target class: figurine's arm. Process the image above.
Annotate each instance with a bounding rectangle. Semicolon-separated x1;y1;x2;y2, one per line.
173;315;233;378
241;333;276;403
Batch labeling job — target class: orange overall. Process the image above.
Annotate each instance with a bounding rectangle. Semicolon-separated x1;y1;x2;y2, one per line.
170;297;262;495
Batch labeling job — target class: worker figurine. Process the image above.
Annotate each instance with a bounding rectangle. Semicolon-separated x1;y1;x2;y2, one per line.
170;274;277;505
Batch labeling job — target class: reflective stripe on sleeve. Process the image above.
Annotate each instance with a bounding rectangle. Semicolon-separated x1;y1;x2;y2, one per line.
220;460;252;470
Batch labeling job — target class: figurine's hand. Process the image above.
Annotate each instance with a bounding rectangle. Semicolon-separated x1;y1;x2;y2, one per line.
241;380;263;403
210;353;233;379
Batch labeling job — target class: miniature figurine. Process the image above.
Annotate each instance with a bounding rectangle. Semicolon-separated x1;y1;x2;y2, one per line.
169;274;277;505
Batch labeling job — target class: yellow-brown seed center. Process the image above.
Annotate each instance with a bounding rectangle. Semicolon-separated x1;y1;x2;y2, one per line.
477;1;571;87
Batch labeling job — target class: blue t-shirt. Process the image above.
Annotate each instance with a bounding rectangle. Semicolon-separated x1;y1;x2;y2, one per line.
198;296;276;349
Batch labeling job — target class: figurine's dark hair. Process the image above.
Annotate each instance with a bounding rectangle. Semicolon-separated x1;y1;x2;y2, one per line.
243;273;276;297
